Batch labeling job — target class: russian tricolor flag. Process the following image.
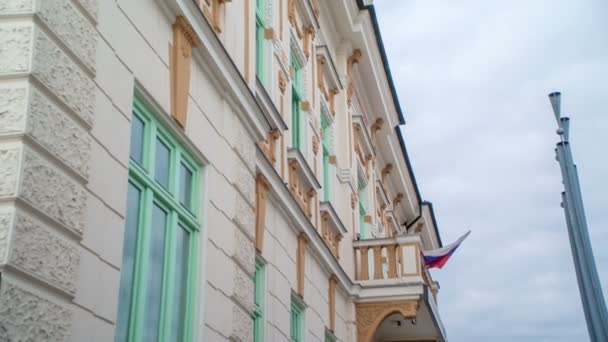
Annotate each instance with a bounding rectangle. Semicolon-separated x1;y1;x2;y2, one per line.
423;231;471;269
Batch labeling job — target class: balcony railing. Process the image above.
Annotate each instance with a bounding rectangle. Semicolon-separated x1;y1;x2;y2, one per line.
353;235;431;283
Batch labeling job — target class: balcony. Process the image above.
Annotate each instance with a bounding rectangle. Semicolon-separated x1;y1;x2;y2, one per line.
353;235;447;342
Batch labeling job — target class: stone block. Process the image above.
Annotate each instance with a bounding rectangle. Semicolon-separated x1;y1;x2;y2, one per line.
205;242;234;297
9;211;80;295
231;304;253;342
20;147;87;235
31;27;95;125
87;141;128;216
0;209;13;264
203;285;233;337
232;264;254;313
0;280;72;342
0;22;33;74
206;205;235;255
233;194;255;239
73;248;120;322
94;38;134;118
82;192;125;268
232;157;255;207
76;0;98;21
0;0;34;14
91;88;130;167
233;228;254;276
0;146;21;198
27;86;91;178
37;0;97;71
0;83;28;134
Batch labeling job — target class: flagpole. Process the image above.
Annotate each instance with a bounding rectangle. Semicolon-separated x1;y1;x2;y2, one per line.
549;92;608;341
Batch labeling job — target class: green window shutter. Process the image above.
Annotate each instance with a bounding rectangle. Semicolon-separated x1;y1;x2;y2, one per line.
116;98;201;342
254;257;265;342
290;53;303;150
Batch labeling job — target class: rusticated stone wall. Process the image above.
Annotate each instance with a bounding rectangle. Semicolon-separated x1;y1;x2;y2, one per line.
0;0;101;340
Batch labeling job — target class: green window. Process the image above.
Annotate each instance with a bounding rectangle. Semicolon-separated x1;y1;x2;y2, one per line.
325;330;337;342
358;179;367;239
255;0;265;82
291;52;303;149
290;295;305;342
253;257;265;342
115;98;201;342
321;115;331;201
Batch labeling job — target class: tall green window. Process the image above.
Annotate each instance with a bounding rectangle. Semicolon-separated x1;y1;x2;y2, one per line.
358;179;367;239
253;257;265;342
321;115;331;201
115;98;201;342
291;52;303;149
255;0;266;82
290;295;305;342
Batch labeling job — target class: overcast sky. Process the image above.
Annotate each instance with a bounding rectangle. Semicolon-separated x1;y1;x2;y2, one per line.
374;1;608;341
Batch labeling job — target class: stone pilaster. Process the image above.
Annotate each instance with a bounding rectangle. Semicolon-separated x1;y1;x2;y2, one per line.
0;0;98;340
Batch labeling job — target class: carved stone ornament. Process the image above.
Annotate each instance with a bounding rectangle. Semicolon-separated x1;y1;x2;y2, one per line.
356;300;419;342
351;193;357;209
278;71;287;94
346;49;362;106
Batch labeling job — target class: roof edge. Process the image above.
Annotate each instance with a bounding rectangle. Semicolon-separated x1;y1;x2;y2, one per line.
355;0;405;125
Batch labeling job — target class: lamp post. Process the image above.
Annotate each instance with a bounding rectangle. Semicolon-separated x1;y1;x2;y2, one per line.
549;92;608;341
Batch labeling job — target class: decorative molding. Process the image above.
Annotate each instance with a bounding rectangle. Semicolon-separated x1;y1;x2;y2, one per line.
199;0;227;33
350;192;357;209
346;49;362;106
393;193;403;208
355;300;419;342
255;173;271;252
381;163;392;183
370;118;383;145
278;71;287;94
302;25;315;59
328;274;338;332
297;232;308;296
311;0;320;19
301;100;311;112
328;88;338;116
264;28;275;40
170;16;200;128
312;135;319;155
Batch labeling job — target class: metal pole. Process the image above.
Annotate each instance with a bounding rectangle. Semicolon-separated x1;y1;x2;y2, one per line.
550;93;608;341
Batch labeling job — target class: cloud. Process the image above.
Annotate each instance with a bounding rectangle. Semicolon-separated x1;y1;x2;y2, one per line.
374;0;608;341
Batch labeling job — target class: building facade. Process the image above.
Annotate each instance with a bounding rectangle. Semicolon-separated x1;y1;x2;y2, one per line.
0;0;446;341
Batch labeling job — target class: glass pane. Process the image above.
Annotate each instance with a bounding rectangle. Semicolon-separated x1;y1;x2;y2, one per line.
170;225;190;342
142;204;167;342
115;182;141;342
179;163;193;209
130;114;145;165
155;138;170;189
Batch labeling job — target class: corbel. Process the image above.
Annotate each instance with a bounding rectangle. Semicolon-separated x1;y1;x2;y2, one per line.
381;163;393;183
297;233;309;296
328;88;338;116
303;25;315;59
350;192;357;209
278;71;287;94
317;55;327;95
393;193;403;207
371;118;384;145
346;49;362;106
312;135;319;155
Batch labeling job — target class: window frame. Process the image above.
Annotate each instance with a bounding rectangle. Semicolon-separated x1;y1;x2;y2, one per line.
291;52;303;149
253;257;265;342
255;0;266;83
290;294;306;342
116;98;202;342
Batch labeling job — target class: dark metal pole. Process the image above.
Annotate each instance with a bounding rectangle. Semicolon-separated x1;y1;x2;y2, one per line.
550;92;608;341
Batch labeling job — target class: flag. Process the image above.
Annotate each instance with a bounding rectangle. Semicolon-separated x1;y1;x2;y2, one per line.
422;230;471;269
